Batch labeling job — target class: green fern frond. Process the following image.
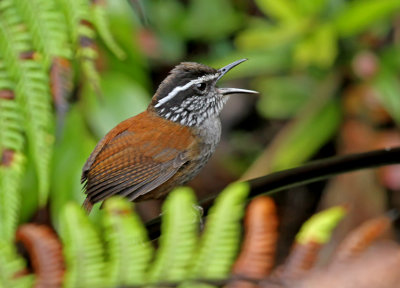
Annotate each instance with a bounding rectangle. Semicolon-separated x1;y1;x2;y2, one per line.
77;24;101;93
0;54;25;242
91;0;126;59
13;0;72;68
0;2;53;206
102;197;154;287
56;0;91;47
0;240;34;288
59;203;106;288
0;96;24;153
0;61;24;153
182;182;250;288
0;153;25;242
148;187;200;285
57;0;101;92
296;205;346;245
0;1;32;60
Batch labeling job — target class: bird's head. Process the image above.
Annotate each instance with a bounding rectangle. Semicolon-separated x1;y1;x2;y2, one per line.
151;59;257;127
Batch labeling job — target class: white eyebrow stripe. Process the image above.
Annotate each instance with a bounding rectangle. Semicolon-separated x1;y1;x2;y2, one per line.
155;73;219;108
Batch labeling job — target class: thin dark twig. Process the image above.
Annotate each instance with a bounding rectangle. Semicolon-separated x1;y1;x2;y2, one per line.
146;147;400;240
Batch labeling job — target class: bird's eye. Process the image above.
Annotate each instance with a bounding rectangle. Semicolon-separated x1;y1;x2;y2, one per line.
195;83;207;92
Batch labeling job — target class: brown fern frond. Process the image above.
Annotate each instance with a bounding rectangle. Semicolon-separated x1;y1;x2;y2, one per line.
280;241;321;279
228;196;278;288
16;224;64;288
278;206;346;279
334;215;392;262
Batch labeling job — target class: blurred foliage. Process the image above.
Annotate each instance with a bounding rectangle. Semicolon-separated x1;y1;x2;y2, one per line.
0;0;127;237
295;205;347;245
0;0;399;286
57;184;248;287
0;240;34;287
0;188;369;288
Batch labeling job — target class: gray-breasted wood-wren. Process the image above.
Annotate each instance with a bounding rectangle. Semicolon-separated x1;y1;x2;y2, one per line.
81;59;257;213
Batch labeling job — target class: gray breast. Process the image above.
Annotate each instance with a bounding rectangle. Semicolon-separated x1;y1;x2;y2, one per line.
186;116;221;179
194;116;221;156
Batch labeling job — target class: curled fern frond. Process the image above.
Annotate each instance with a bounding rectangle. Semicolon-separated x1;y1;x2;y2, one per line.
91;0;126;59
102;197;154;286
0;1;53;206
182;182;250;287
13;0;72;68
148;187;200;284
59;203;106;288
16;224;65;288
0;240;34;288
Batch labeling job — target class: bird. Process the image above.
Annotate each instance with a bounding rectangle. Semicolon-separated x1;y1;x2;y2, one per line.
81;58;257;213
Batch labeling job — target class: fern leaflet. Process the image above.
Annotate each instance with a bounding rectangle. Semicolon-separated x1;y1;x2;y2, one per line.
0;0;53;206
13;0;72;68
59;203;106;288
91;0;126;59
102;197;154;286
181;182;250;287
0;240;34;287
148;187;200;285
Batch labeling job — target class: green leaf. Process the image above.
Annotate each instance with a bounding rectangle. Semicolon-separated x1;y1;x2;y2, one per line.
103;197;154;286
83;71;149;138
374;68;400;126
51;107;97;223
334;0;400;37
184;0;242;41
145;0;186;36
235;21;308;51
182;182;249;287
148;187;200;284
270;99;340;172
59;203;106;288
253;75;342;176
208;49;292;80
296;206;346;244
294;23;337;68
380;45;400;72
256;75;314;119
295;0;328;16
255;0;300;23
91;1;126;60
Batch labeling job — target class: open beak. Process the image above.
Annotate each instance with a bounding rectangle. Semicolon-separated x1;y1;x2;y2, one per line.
217;58;258;95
